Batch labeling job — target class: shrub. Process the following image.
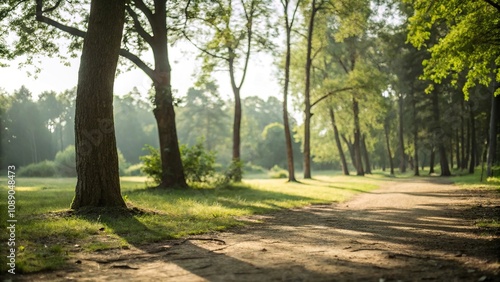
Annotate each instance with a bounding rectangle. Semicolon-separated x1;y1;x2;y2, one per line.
268;165;288;179
243;162;266;174
54;145;76;177
139;145;162;184
140;141;216;184
18;161;57;177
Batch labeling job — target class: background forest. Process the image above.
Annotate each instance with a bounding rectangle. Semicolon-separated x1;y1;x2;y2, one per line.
0;0;499;181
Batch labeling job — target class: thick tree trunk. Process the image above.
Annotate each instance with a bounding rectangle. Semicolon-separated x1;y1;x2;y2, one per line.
486;94;498;177
352;97;364;176
232;87;243;181
329;107;349;175
71;0;126;209
384;123;394;175
361;134;371;174
398;94;406;173
151;2;187;188
303;0;317;179
469;103;477;174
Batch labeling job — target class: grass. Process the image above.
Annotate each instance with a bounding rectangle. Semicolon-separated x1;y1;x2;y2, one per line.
1;169;497;273
0;174;382;273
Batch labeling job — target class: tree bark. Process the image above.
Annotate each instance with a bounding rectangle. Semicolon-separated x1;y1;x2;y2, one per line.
329;107;349;175
455;129;460;170
431;89;451;176
384;122;394;175
486;94;498;177
342;134;357;171
281;0;298;182
151;1;187;188
469;102;477;174
464;106;470;169
429;148;435;174
412;91;419;176
361;134;371;174
398;93;406;173
71;0;126;209
303;0;318;179
352;96;364;176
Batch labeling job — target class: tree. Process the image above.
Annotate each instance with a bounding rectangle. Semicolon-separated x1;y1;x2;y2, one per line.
184;0;273;181
279;0;302;182
3;0;187;188
70;0;127;209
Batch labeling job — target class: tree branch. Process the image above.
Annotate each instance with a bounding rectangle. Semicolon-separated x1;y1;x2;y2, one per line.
42;0;62;13
311;87;354;108
125;4;153;45
119;48;154;81
132;0;154;25
182;30;229;61
36;0;86;38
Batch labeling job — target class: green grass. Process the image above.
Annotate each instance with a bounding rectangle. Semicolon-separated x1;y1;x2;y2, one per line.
0;174;382;273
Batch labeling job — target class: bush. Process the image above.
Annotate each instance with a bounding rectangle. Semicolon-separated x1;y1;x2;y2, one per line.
268;165;288;179
18;161;57;177
140;145;162;184
54;145;76;177
243;162;266;174
140;141;216;184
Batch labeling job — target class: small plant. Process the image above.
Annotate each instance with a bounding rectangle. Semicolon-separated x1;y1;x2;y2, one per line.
268;165;288;179
140;140;216;184
226;159;244;182
18;161;57;177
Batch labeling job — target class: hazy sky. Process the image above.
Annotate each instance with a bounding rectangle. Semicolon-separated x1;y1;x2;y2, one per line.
0;43;281;102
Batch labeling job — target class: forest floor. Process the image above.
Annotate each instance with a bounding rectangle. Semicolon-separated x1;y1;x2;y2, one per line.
15;178;500;281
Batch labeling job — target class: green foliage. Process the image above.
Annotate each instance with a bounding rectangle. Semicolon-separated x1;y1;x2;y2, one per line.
124;163;144;176
54;145;77;177
141;140;216;184
140;145;162;184
18;161;57;177
226;159;244;182
180;140;216;182
406;0;500;98
268;165;289;179
243;162;267;174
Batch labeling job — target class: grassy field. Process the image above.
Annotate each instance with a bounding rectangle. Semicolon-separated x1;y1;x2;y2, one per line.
0;169;498;273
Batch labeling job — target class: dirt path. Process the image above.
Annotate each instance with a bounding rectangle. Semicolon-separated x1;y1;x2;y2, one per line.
18;178;500;281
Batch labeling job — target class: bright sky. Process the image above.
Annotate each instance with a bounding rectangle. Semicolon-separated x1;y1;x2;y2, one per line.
0;43;281;102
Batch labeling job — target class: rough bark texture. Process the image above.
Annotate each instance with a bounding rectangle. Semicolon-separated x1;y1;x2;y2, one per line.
352;97;364;176
71;0;126;209
329;107;349;175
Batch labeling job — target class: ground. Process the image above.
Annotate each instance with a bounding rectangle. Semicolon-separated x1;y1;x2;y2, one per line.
13;178;500;281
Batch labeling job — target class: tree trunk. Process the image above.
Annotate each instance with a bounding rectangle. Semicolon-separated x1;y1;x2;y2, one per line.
398;93;406;173
464;110;470;169
281;0;297;182
151;2;187;188
431;90;451;176
71;0;126;209
342;134;357;171
455;129;460;170
411;88;419;176
384;122;394;175
469;103;477;174
486;94;498;177
352;96;364;176
303;0;317;179
329;107;349;175
232;86;243;181
429;148;435;174
361;134;371;174
450;138;454;169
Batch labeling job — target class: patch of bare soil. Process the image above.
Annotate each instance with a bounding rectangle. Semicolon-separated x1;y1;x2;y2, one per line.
14;179;500;281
